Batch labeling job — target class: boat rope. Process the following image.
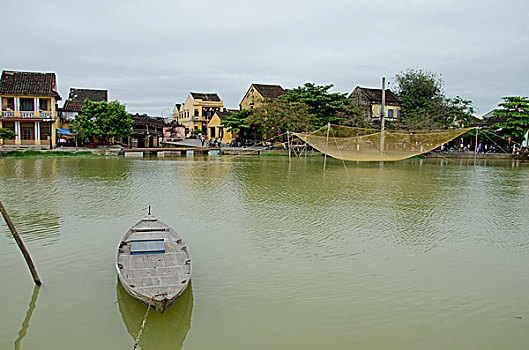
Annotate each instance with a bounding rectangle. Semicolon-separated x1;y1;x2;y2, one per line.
132;299;152;349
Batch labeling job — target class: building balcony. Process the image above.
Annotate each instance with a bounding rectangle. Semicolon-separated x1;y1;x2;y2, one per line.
0;111;56;119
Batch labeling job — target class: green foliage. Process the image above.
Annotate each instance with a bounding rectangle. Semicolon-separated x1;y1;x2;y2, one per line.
1;150;100;158
395;68;445;114
72;100;133;144
221;110;252;132
395;68;475;129
0;128;16;140
493;96;529;141
283;83;351;127
245;99;314;134
334;102;370;128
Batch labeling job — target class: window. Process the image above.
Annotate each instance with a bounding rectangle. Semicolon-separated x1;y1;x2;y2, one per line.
19;98;35;112
388;109;394;118
40;123;51;140
194;108;199;117
219;127;223;138
3;97;15;111
397;110;401;119
2;121;15;133
21;122;35;140
39;99;50;111
210;127;216;138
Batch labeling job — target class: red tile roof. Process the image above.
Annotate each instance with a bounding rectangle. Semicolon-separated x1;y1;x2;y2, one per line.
0;70;61;100
350;87;400;105
252;84;287;99
63;88;108;112
190;92;221;102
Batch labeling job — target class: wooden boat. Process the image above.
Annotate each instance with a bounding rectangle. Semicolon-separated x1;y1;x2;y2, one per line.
116;209;192;313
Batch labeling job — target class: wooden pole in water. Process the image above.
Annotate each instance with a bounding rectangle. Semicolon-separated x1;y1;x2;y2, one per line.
323;123;330;172
0;200;42;286
380;77;386;153
474;127;479;165
288;131;292;161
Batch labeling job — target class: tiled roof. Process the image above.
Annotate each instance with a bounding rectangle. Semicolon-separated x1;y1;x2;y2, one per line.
190;92;221;102
63;88;108;112
0;70;61;100
216;110;234;120
252;84;287;99
129;113;167;127
350;87;400;105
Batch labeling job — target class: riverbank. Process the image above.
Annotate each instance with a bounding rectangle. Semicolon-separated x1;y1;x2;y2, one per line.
0;143;517;160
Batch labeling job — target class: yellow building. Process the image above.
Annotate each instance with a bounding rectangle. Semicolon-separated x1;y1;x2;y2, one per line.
348;86;401;122
239;83;287;110
207;110;237;144
0;71;61;147
177;92;223;137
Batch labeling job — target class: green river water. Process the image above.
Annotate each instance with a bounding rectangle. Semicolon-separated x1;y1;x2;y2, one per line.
0;156;528;349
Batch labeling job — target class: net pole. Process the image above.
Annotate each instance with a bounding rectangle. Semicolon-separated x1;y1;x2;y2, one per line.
380;77;386;154
287;131;291;161
323;123;330;172
474;127;479;165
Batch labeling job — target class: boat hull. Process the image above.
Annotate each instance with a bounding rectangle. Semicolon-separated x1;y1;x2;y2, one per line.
116;214;192;313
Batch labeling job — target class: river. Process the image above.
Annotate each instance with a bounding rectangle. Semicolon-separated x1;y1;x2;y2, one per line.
0;156;528;349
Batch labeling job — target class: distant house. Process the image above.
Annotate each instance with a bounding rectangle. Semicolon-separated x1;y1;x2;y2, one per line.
207;109;238;144
0;70;61;147
349;86;401;122
240;83;287;110
129;113;168;148
177;92;224;137
58;88;108;144
61;88;108;121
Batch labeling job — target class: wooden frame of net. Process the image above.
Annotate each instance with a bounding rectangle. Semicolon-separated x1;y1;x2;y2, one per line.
292;124;473;162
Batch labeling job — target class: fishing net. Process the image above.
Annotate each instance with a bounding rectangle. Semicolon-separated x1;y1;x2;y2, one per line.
292;125;473;162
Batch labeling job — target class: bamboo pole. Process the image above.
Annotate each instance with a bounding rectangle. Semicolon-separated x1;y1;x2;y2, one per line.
288;131;291;161
380;77;386;154
0;200;42;286
323;123;330;172
474;127;479;165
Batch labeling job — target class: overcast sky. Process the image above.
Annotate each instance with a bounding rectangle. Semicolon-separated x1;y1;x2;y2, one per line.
2;0;528;117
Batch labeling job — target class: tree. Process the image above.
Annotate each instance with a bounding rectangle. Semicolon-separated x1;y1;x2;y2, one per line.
0;128;16;140
245;99;314;136
394;68;476;129
395;68;444;112
394;68;447;128
221;109;253;140
493;96;529;142
72;100;133;144
282;83;351;127
334;102;370;128
444;96;476;127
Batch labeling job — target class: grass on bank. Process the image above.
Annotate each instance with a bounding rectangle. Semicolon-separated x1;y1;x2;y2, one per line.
1;150;100;158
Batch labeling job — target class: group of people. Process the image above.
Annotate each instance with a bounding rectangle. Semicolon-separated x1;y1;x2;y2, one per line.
199;134;222;147
476;143;496;153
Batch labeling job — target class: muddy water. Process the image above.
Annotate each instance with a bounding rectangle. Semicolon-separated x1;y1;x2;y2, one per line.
1;156;528;349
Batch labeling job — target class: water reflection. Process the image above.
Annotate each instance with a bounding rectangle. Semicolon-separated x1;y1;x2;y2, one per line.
14;285;40;350
116;281;193;350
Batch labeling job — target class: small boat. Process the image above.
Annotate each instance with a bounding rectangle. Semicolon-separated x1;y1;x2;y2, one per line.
116;208;192;313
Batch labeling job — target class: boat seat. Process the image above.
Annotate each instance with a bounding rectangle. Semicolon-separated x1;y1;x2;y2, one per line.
130;239;165;255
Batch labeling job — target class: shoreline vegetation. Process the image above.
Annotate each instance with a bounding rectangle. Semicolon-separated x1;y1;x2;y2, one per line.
0;150;101;158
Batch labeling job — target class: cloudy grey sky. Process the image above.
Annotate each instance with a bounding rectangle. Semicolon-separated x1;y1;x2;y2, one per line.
2;0;528;117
